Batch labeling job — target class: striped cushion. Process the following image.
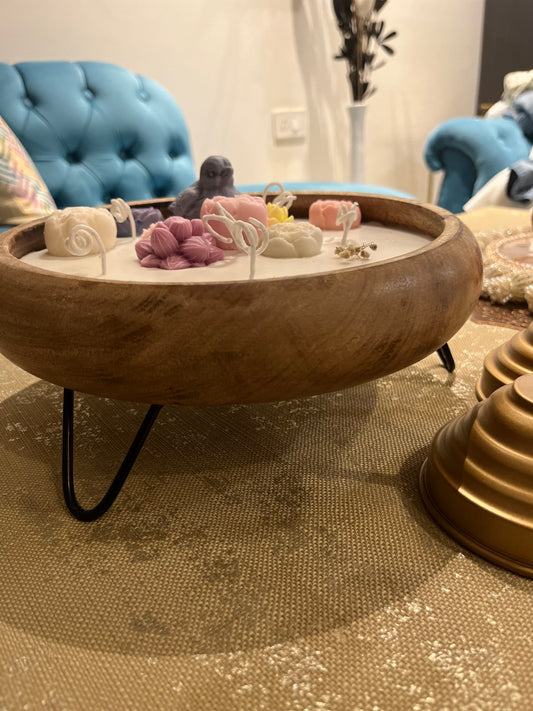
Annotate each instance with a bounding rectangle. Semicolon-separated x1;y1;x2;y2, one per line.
0;115;56;225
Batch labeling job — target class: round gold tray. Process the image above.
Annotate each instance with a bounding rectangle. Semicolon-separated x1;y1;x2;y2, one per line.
0;193;482;405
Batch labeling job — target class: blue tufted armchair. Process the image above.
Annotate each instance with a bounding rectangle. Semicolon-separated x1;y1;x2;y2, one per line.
0;61;197;215
424;116;532;214
0;60;412;233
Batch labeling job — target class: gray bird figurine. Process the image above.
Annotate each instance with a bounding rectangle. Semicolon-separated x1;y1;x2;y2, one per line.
168;155;240;219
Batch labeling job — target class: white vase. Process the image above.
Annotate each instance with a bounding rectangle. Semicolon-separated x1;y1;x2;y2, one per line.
347;102;367;184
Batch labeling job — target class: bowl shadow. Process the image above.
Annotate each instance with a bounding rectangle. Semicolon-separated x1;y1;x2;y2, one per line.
0;369;457;657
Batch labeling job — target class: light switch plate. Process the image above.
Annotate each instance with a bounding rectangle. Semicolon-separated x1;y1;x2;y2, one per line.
272;109;307;142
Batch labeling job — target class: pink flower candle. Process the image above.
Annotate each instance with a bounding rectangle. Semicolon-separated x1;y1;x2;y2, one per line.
309;200;361;230
200;195;268;249
135;216;224;270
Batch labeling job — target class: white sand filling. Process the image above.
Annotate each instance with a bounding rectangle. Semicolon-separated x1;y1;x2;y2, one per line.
21;222;433;283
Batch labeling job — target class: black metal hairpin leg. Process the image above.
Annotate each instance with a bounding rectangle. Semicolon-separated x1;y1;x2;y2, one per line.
437;343;455;373
62;388;163;521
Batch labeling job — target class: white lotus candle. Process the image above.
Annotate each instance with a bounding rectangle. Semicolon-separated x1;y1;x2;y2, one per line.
44;206;116;256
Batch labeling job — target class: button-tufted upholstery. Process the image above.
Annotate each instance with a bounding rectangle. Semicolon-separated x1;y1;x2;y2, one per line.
0;61;196;210
0;60;411;235
424;116;532;213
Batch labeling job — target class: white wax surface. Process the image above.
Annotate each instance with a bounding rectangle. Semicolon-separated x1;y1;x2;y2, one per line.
20;222;433;283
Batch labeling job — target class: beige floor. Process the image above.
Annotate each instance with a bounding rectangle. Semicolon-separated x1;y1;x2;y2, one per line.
457;205;531;234
0;318;532;710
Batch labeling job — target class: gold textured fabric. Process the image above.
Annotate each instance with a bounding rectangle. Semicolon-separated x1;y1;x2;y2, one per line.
0;319;532;710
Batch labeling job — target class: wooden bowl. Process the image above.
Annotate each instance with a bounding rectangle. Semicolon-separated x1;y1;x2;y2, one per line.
0;194;482;405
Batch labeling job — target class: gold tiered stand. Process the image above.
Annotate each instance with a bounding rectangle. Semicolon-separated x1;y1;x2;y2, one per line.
476;322;533;399
420;374;533;578
421;206;533;578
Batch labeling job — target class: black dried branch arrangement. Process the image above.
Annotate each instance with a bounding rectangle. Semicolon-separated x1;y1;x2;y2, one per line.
333;0;397;102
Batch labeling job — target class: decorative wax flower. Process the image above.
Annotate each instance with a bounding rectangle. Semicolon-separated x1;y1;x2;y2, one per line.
267;203;294;226
165;216;193;243
191;218;205;236
115;206;163;237
181;235;213;263
136;216;225;270
140;222;159;241
151;225;177;258
45;206;117;256
200;195;269;250
206;246;225;264
160;255;190;270
140;254;162;269
202;231;217;246
264;222;323;259
309;200;361;231
135;239;154;260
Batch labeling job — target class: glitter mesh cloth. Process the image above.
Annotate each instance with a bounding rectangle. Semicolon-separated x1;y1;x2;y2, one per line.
0;319;532;710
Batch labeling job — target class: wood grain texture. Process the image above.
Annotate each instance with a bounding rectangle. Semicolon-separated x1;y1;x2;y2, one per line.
0;194;483;404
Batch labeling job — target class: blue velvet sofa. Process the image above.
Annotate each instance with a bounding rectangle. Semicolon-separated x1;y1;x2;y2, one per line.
424;115;532;214
0;60;410;232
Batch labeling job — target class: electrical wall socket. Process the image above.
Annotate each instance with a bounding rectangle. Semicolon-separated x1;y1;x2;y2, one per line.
272;109;307;142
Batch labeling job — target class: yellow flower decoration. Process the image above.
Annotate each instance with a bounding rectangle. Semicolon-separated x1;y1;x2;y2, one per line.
267;202;294;226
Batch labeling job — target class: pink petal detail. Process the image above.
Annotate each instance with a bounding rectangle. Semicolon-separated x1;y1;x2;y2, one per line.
140;223;158;240
160;254;191;270
140;254;162;269
205;246;225;264
181;235;212;263
135;239;154;261
190;218;204;236
165;216;193;242
151;225;178;258
202;231;217;246
200;195;268;250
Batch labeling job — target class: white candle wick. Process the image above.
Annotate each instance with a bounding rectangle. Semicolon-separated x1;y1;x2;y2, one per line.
110;197;136;239
233;218;269;280
262;181;296;210
336;202;359;247
65;224;107;276
201;202;239;246
202;204;269;280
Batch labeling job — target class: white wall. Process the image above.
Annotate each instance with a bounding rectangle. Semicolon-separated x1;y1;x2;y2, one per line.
2;0;484;200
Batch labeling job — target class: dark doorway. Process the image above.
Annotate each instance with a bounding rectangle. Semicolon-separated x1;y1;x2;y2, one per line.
477;0;533;114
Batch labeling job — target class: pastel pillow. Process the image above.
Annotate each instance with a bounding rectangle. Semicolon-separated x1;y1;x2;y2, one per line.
0;115;56;226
